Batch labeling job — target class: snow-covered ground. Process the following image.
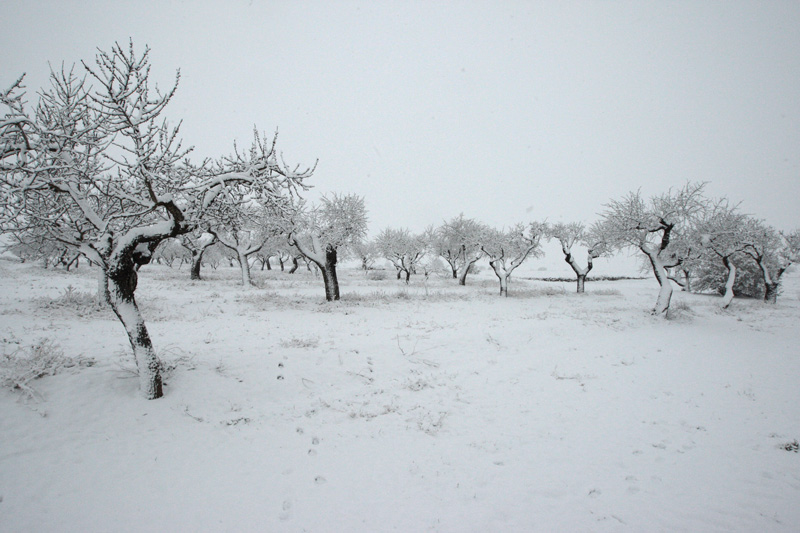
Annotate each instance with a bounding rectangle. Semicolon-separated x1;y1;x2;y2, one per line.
1;258;799;532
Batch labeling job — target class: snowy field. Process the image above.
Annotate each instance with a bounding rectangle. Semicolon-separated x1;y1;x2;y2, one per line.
1;258;799;532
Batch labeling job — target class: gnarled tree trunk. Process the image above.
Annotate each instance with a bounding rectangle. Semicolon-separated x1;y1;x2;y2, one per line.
106;258;163;400
320;246;340;301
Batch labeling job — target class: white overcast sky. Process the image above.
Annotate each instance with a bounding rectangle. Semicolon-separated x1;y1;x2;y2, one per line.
2;0;799;235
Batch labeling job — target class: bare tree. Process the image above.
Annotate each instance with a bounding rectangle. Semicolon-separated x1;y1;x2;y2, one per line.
481;222;546;296
740;220;799;304
207;197;279;286
350;239;379;272
374;227;427;284
176;229;217;280
152;237;189;268
548;222;608;293
288;193;368;301
0;43;313;399
431;214;489;286
597;183;706;315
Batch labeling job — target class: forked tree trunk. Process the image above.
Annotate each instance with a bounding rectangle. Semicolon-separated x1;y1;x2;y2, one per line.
458;256;482;286
576;273;586;294
288;256;299;274
682;268;692;293
753;256;783;304
457;263;471;286
721;257;736;309
499;275;509;296
561;247;592;294
489;261;510;296
106;263;163;400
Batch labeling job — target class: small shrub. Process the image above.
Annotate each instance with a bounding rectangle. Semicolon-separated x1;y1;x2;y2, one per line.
367;270;388;281
666;300;693;321
279;336;320;349
1;339;94;401
591;288;622;296
37;285;107;317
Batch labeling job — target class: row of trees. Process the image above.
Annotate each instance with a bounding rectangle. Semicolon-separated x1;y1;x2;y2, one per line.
149;182;798;322
2;42;798;399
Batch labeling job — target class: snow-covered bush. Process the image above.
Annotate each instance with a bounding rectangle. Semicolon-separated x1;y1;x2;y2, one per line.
1;339;94;401
692;257;765;299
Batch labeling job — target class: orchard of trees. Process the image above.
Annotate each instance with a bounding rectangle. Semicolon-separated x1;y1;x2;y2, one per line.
2;42;798;399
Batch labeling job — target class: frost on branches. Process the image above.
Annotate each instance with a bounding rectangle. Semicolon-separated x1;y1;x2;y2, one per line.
0;42;314;399
481;222;546;297
430;214;489;286
289;193;368;300
596;183;706;316
740;221;799;304
374;228;428;284
547;222;608;294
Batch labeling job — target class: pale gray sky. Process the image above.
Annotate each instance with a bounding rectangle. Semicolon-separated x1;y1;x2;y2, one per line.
2;0;799;235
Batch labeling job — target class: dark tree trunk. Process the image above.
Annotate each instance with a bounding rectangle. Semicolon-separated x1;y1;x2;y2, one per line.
576;273;586;294
320;246;340;301
288;256;299;274
190;251;202;280
764;282;779;304
499;275;508;297
265;257;272;270
106;258;163;400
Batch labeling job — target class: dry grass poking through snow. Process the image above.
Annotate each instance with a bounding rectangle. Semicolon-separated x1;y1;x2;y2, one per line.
1;260;800;532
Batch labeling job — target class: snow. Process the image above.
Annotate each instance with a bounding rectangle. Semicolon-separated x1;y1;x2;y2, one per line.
1;259;799;531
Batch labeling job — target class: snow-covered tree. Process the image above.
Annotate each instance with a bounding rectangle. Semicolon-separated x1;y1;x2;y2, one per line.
206;188;283;286
176;229;217;280
350;239;379;272
740;220;799;304
693;201;752;308
374;227;427;284
481;222;546;296
152;237;189;268
0;42;313;399
288;193;368;301
597;183;706;316
431;214;489;285
548;222;608;293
